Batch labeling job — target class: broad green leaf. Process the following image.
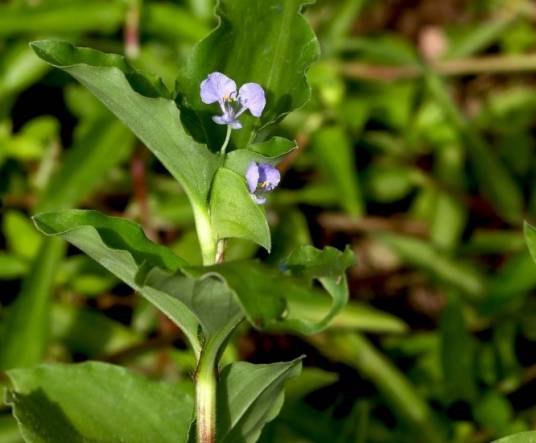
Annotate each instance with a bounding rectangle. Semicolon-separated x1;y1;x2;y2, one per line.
0;415;23;443
32;210;201;356
3;211;42;260
34;210;186;271
31;40;218;207
282;245;355;333
143;268;241;340
285;245;355;279
524;222;536;265
5;362;194;443
185;245;353;334
311;126;363;217
179;0;320;149
224;138;297;177
185;261;286;330
210;168;271;251
492;432;536;443
218;358;303;443
0;238;65;370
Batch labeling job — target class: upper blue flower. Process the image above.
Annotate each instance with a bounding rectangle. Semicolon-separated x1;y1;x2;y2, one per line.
200;72;266;130
246;161;280;204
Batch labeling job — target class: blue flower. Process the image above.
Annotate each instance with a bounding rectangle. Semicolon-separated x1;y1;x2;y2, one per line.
246;161;280;204
200;72;266;130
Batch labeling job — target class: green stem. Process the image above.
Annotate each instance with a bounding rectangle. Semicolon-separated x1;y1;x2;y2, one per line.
220;125;232;156
192;203;217;266
196;351;217;443
195;314;243;443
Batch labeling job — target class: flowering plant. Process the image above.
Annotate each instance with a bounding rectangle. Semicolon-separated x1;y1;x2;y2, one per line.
3;1;355;442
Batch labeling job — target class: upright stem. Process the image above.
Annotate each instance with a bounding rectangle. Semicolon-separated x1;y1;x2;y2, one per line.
195;124;237;443
192;203;217;266
194;315;243;443
196;351;217;443
220;126;232;155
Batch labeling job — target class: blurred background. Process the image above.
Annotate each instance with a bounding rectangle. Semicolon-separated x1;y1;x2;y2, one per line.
2;0;536;442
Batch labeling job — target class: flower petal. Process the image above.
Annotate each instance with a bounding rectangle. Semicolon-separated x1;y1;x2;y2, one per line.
201;72;237;104
246;162;260;193
238;83;266;117
212;115;228;126
258;164;280;191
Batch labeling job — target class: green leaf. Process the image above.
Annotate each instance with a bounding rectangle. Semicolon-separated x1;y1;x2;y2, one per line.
0;414;23;443
224;138;297;177
30;40;218;207
34;210;186;271
179;0;320;148
311;126;363;217
185;261;286;330
32;210;202;356
492;432;536;443
524;222;536;265
218;358;303;443
185;245;353;334
285;245;355;280
143;269;241;340
210;168;271;251
5;362;194;443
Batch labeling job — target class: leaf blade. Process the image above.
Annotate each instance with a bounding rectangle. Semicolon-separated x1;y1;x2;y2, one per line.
218;358;303;443
6;362;194;443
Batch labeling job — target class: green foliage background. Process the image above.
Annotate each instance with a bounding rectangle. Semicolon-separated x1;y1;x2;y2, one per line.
2;0;536;442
